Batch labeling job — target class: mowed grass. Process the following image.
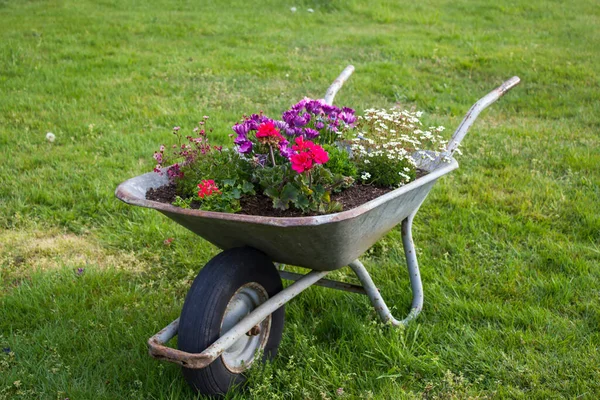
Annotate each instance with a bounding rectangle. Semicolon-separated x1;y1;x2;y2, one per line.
1;0;599;398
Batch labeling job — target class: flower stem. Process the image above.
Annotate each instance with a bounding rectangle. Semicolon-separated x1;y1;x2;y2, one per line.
269;146;277;166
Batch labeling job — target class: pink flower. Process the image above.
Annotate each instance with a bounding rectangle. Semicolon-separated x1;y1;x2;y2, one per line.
167;163;183;179
197;179;221;198
289;137;329;173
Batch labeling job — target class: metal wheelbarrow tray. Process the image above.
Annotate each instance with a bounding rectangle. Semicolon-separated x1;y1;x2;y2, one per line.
115;66;520;396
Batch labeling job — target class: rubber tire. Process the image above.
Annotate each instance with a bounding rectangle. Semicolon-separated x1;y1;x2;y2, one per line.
178;247;285;396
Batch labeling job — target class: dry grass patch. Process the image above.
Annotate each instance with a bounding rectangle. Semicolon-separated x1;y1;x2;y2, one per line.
0;228;148;292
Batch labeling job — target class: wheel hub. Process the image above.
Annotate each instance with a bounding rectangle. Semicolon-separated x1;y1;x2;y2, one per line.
220;282;271;373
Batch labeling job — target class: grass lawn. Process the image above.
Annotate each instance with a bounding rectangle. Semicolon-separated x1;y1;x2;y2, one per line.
1;0;599;398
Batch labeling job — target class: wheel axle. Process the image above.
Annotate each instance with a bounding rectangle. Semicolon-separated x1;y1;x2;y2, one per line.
246;325;261;336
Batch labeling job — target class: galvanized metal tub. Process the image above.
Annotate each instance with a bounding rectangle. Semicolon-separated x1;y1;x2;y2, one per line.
115;154;458;271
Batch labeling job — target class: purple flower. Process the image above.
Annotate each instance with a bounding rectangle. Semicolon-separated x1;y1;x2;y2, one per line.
339;111;356;125
273;120;289;131
340;107;356;125
247;114;268;130
321;104;340;116
290;98;309;112
304;128;319;139
232;123;250;137
293;113;311;127
76;268;84;275
234;136;253;154
244;114;268;131
305;99;324;114
246;120;259;131
282;110;297;126
279;140;294;158
315;121;325;130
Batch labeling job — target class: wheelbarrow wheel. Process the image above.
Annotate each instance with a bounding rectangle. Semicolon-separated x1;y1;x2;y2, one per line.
178;247;284;396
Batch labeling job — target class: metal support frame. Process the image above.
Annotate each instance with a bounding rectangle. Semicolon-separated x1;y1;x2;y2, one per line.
323;65;355;105
278;214;424;326
148;248;423;369
349;214;423;326
445;76;520;156
279;270;367;295
279;216;424;326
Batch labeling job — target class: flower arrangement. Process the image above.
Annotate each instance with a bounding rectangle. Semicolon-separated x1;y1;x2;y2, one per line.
352;108;448;187
150;99;449;216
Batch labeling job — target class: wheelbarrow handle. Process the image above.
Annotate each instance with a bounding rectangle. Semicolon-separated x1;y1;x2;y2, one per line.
445;76;520;155
323;65;355;105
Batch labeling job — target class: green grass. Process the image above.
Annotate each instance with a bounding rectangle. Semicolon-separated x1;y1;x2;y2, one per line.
1;0;599;398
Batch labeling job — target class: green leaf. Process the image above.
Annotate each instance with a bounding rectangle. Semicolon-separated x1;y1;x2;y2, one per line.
273;198;289;210
280;183;299;204
264;187;280;200
172;196;192;209
295;194;310;210
223;178;236;187
312;184;326;200
327;201;343;213
241;181;255;194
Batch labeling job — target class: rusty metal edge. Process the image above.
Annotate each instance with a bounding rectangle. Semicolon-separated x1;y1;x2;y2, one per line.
146;318;216;369
147;270;330;369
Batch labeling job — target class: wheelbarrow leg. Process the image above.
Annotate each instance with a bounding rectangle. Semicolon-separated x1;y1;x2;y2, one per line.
349;214;423;327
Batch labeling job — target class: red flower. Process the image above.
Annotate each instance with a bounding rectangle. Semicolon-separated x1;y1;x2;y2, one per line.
311;145;329;164
290;152;313;173
289;137;329;174
197;179;221;198
256;122;284;145
292;136;313;152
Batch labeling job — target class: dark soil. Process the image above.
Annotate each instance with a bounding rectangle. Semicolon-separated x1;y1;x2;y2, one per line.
146;170;427;217
147;184;178;204
239;185;394;217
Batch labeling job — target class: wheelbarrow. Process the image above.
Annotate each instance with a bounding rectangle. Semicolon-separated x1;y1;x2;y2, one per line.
115;66;520;396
